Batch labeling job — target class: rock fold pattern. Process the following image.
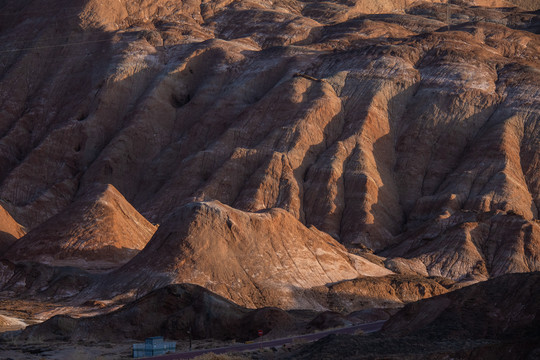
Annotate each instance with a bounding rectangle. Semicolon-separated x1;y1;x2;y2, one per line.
0;0;539;306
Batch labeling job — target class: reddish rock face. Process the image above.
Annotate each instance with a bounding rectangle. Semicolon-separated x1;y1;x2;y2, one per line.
3;184;156;270
0;204;25;252
108;200;392;309
383;210;540;281
0;0;539;309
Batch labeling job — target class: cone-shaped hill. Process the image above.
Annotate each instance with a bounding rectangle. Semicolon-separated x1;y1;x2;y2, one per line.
110;201;393;309
0;204;25;252
3;184;156;270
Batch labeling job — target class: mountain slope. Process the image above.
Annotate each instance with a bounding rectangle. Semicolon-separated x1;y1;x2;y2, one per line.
382;210;540;281
382;272;540;340
3;184;156;269
106;200;392;309
291;272;540;360
0;204;25;252
0;0;539;299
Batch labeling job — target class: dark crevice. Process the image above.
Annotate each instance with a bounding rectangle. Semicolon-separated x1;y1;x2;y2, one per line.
171;93;191;108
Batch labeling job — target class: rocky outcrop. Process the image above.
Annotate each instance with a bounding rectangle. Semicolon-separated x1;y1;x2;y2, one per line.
0;204;25;252
0;314;26;330
382;211;540;281
3;185;156;270
106;201;392;309
323;275;451;312
0;0;539;310
18;279;451;344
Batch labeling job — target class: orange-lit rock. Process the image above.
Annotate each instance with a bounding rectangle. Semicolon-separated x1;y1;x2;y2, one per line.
4;185;156;270
0;0;538;305
0;204;25;252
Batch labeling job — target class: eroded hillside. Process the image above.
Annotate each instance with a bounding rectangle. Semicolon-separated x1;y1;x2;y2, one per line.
0;0;539;311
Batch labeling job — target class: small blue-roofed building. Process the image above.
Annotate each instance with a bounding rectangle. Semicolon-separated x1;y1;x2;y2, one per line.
133;336;176;358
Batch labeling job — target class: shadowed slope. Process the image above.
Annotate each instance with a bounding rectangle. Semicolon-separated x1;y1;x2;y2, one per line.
382;272;540;340
18;283;298;342
291;272;540;360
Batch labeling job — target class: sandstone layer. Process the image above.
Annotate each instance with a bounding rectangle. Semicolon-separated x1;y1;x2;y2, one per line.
323;274;451;311
382;210;540;281
0;314;26;329
106;200;392;309
0;0;539;310
3;184;156;270
0;204;25;253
